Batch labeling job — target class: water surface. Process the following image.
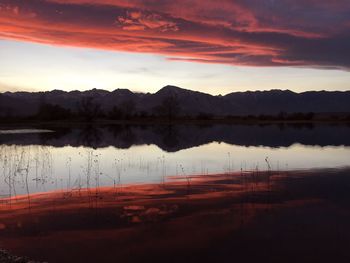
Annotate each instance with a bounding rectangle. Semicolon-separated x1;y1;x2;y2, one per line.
0;124;349;196
1;168;350;263
1;124;350;262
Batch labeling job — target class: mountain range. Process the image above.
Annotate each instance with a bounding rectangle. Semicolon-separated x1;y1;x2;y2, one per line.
1;85;350;117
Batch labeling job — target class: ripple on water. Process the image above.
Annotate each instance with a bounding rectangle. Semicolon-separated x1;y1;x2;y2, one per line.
0;129;54;134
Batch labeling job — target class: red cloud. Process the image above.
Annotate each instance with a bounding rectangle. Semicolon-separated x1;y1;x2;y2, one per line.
0;0;349;69
116;11;179;32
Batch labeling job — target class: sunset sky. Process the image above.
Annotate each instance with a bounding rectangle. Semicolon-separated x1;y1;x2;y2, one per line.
0;0;350;95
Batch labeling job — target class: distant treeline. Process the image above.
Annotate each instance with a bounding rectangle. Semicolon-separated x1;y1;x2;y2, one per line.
1;95;350;123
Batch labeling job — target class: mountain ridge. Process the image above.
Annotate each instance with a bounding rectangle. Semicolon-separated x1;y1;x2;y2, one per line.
1;86;350;117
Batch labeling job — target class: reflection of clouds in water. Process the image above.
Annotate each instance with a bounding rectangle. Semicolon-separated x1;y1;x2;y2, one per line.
1;168;350;263
0;142;350;196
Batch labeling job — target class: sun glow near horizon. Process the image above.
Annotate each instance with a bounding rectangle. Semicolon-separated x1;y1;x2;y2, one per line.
1;39;350;95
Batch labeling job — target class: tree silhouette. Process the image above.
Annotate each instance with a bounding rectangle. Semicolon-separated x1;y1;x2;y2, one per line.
36;103;71;120
108;106;123;120
108;100;136;120
154;95;181;121
78;97;102;121
120;99;136;119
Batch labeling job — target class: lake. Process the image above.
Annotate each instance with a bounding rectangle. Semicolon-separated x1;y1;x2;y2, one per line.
1;124;350;263
0;124;350;197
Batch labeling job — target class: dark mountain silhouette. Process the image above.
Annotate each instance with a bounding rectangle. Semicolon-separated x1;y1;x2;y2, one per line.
1;86;350;117
224;90;350;115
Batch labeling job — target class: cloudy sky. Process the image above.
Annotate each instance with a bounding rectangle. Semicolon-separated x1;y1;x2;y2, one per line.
0;0;350;94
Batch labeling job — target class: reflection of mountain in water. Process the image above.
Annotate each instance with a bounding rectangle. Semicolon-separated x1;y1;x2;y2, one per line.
1;124;350;152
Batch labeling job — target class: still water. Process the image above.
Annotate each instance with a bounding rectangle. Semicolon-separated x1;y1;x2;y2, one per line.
1;124;350;263
0;124;349;196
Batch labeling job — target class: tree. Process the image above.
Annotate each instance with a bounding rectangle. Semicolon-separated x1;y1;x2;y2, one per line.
78;97;102;121
108;106;123;120
0;106;3;118
120;100;136;119
36;103;71;120
108;100;136;120
154;95;181;121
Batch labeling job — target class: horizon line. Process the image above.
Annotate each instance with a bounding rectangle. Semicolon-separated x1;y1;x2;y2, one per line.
1;85;350;97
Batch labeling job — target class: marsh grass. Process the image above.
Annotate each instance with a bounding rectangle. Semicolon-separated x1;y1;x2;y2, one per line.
0;144;283;203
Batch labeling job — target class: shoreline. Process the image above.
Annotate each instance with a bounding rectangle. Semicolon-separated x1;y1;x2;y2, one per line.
1;119;349;130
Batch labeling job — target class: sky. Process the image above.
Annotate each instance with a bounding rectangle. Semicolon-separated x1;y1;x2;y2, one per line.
0;0;350;95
